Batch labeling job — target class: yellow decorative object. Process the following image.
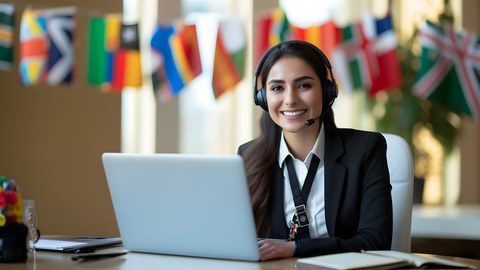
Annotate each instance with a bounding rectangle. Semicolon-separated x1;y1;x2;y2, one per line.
0;214;5;226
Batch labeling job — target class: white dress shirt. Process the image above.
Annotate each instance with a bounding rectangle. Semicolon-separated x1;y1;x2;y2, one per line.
278;125;329;238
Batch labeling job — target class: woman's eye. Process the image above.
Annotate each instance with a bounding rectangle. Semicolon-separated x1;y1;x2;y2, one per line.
298;83;312;89
270;85;283;92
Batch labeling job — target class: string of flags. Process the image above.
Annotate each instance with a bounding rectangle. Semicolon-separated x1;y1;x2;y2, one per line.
1;4;246;101
1;3;480;120
332;13;402;96
257;8;402;97
149;16;246;102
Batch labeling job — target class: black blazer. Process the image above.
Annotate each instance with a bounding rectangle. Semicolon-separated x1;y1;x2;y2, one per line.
238;122;392;257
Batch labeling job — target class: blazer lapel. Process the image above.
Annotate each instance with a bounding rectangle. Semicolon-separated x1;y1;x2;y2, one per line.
269;163;290;238
323;122;347;237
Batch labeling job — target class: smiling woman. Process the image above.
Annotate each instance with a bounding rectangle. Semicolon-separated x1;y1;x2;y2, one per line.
238;40;393;261
264;57;326;165
265;56;324;147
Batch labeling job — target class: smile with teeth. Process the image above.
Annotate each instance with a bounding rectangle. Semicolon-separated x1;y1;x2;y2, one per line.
282;110;306;117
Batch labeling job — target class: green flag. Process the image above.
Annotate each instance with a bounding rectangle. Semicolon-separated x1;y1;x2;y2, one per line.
86;14;123;91
0;4;14;71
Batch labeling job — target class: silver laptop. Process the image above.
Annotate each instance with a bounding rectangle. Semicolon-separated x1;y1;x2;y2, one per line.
102;153;260;261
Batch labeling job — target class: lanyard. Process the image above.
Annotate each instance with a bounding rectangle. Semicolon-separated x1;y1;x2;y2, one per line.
285;154;320;240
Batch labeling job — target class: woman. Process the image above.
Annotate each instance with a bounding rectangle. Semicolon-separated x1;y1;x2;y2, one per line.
238;40;392;261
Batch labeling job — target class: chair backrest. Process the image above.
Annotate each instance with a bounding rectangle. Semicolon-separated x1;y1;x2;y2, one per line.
383;133;414;252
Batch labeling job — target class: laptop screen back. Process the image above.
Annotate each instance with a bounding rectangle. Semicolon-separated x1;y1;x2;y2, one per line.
102;153;260;261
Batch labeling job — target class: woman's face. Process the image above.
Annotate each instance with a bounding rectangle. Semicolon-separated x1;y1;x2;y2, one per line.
265;56;323;134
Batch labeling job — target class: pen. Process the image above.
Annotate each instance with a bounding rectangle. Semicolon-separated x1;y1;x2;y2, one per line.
71;237;107;240
71;251;128;261
74;247;96;253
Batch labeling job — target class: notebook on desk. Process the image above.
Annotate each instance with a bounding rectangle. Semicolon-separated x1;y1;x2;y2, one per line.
35;236;122;252
102;153;260;261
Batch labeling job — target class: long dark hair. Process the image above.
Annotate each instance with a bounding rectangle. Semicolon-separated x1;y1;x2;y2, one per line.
244;41;336;236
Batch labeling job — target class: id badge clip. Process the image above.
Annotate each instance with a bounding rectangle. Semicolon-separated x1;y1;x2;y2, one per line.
295;204;309;227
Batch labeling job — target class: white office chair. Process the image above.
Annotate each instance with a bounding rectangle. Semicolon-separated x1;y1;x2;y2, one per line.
383;133;414;252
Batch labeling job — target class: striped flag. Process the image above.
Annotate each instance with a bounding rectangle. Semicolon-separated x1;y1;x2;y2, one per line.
87;14;122;91
0;3;14;71
292;24;324;49
332;13;401;96
256;8;291;63
256;14;272;63
44;7;75;85
413;20;480;119
269;8;291;47
111;23;142;89
212;17;246;98
291;20;341;59
19;7;48;85
19;7;76;86
150;23;202;102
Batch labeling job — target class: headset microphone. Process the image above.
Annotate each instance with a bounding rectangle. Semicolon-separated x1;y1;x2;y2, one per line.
305;116;321;126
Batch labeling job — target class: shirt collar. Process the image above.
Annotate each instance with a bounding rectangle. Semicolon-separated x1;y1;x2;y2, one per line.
278;123;325;167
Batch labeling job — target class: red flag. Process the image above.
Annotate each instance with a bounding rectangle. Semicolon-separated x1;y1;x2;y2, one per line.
320;20;341;59
291;20;341;60
256;15;271;64
367;15;402;95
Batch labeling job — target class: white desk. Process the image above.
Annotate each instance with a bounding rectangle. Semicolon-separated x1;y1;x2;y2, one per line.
7;246;319;270
6;246;480;270
412;205;480;240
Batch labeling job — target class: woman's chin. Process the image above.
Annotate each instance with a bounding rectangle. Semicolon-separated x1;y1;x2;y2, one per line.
280;123;307;133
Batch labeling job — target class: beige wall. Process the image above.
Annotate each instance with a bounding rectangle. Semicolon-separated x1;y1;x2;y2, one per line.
0;0;122;236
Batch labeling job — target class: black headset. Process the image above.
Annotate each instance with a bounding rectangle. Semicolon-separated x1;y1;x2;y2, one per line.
253;40;338;112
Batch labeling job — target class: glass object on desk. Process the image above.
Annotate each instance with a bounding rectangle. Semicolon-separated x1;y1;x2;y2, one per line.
23;199;40;254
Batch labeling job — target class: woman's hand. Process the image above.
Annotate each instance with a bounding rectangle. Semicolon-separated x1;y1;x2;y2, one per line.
257;239;295;261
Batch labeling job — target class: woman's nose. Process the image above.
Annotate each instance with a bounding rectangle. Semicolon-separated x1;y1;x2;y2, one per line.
284;86;298;105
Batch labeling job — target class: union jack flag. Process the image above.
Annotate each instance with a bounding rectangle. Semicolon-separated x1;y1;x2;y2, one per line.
413;20;480;119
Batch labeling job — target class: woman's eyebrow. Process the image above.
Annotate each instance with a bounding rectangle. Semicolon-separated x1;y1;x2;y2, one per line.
293;76;315;83
267;79;285;85
268;76;314;85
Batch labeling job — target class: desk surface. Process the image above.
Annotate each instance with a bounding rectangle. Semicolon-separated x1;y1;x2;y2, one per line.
412;205;480;240
5;247;480;270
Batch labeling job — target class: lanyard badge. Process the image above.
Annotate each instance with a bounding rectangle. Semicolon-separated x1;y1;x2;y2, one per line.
295;204;309;227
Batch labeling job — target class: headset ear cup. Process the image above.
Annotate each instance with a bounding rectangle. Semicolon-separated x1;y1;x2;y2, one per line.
255;88;268;111
322;80;337;107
